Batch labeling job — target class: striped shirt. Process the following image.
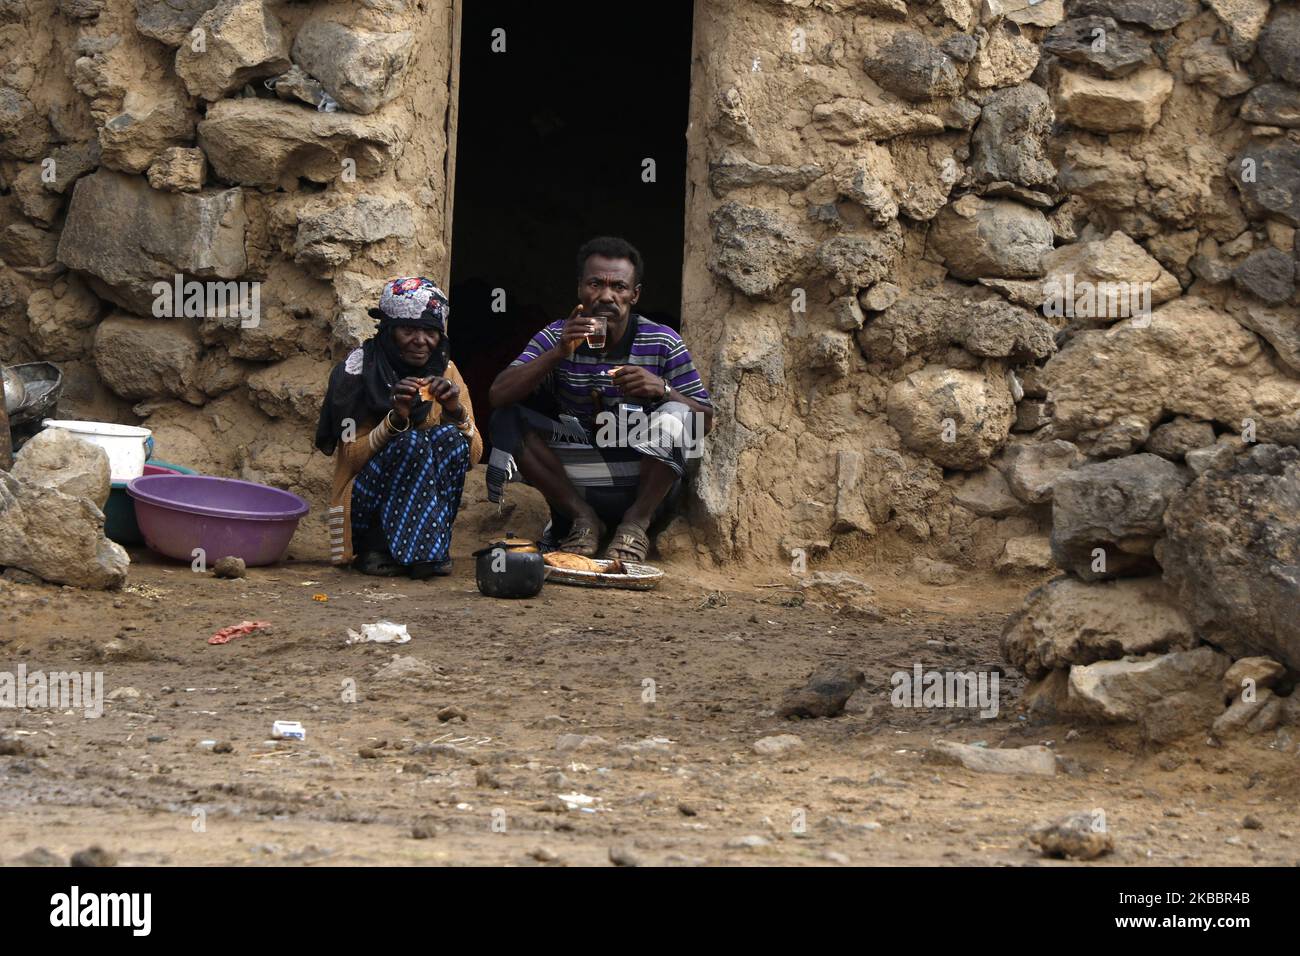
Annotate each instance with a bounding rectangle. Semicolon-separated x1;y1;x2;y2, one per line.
510;314;711;422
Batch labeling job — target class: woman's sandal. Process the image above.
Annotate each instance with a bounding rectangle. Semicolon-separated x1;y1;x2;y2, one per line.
559;517;605;557
605;521;650;562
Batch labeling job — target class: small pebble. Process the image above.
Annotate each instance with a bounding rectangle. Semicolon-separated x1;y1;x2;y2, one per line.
213;556;247;579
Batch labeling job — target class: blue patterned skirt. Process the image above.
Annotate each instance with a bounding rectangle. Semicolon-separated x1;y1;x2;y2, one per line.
350;424;470;565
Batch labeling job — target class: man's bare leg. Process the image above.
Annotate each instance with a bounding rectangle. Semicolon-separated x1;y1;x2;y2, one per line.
620;457;676;529
517;428;600;527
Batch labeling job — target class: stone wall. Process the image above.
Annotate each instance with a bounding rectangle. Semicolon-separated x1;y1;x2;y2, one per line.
678;0;1300;577
0;0;457;553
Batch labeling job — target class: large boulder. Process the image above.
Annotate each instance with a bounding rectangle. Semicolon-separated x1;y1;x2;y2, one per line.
1160;444;1300;671
11;429;112;509
971;84;1056;189
1001;576;1197;680
93;313;206;405
929;195;1053;280
887;365;1016;470
290;20;415;115
57;170;247;315
707;201;814;299
1054;67;1173;133
290;193;416;274
174;0;290;101
857;290;1056;366
0;470;128;589
197;98;405;189
863;30;962;102
1050;453;1191;580
1067;647;1230;743
1042;298;1300;452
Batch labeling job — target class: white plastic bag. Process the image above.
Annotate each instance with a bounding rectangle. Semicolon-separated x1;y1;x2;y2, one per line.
346;621;412;645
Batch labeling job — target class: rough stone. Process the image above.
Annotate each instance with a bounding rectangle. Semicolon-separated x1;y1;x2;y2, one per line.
814;229;903;289
1259;6;1300;85
863;30;963;102
1221;657;1285;704
99;91;196;175
1240;83;1300;128
887;365;1016;470
996;535;1055;573
1068;647;1230;739
811;98;945;143
1205;0;1269;60
709;153;824;195
1030;812;1114;860
1161;445;1300;670
0;470;128;589
971;83;1056;189
245;355;329;420
0;87;51;161
932;741;1056;776
291;194;415;274
777;665;866;719
969;24;1040;89
707;201;813;299
929;195;1053;280
1043;299;1300;452
1070;0;1199;30
1001;576;1197;679
25;276;101;360
197;98;405;189
1054;67;1173;133
952;466;1026;517
174;0;291;101
40;141;102;195
1144;418;1216;461
1042;16;1153;77
1231;248;1295;305
12;428;111;508
1179;37;1254;98
1212;689;1283;736
1050;453;1190;580
752;734;804;756
147;147;206;193
1040;231;1183;319
1231;140;1300;227
57;170;247;315
93;313;205;405
858;281;900;313
290;20;415;115
135;0;222;46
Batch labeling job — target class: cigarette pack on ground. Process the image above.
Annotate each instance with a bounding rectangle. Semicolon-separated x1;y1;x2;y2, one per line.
272;720;306;741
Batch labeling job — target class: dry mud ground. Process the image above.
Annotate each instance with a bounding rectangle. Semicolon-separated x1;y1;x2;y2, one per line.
1;538;1297;867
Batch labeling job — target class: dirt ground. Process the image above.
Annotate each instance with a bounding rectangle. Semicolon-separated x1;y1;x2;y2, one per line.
1;517;1298;867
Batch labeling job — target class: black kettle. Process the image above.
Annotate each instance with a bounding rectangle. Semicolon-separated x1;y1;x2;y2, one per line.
473;535;546;599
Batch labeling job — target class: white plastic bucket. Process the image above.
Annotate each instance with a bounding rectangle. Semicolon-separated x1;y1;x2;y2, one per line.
42;419;153;481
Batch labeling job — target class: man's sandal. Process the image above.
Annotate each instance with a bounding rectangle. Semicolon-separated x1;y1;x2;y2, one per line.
605;521;650;562
559;518;605;557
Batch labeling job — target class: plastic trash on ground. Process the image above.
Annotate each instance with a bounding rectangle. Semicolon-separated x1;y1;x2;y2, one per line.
345;621;411;645
272;720;306;741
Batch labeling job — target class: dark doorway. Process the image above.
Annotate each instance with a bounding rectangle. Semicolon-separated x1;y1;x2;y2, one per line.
448;0;695;427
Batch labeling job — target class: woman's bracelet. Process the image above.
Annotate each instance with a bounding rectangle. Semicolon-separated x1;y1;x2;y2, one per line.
385;409;411;433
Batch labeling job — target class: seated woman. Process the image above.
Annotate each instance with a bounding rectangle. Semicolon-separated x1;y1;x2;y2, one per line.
314;277;483;578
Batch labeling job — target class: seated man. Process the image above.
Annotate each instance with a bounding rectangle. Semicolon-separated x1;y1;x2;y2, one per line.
487;236;714;560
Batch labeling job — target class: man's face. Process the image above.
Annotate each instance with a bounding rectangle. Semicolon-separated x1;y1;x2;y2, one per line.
578;255;640;327
393;325;441;367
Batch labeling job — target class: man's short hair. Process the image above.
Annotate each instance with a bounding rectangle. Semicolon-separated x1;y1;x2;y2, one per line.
576;236;644;285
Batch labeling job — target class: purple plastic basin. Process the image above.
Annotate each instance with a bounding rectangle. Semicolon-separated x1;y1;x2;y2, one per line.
126;475;310;567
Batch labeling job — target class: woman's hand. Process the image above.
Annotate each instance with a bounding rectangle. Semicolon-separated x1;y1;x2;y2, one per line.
427;376;464;418
391;376;426;423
